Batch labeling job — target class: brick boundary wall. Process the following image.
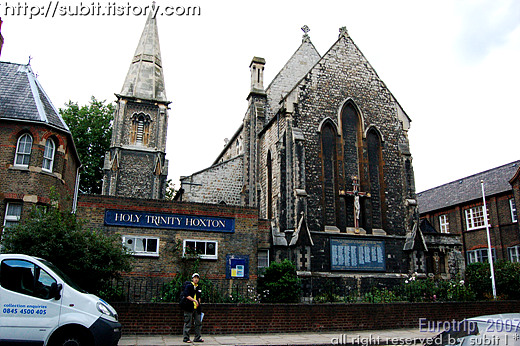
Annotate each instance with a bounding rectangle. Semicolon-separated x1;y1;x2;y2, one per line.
113;301;520;335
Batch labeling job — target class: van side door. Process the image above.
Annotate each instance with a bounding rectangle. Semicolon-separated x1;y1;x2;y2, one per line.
0;259;62;344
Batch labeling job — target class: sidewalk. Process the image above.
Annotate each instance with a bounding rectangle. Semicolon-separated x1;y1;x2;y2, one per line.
118;328;438;345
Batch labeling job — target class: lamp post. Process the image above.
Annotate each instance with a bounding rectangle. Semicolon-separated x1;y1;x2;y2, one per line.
481;180;497;299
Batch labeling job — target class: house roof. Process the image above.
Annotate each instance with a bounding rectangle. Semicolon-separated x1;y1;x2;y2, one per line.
417;160;520;214
0;61;70;132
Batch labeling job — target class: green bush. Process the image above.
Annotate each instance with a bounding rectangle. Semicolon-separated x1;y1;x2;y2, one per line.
257;259;301;303
466;261;520;300
1;202;132;295
362;287;401;303
397;275;476;302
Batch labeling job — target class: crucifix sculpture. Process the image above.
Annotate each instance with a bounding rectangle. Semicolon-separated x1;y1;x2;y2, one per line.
341;175;371;232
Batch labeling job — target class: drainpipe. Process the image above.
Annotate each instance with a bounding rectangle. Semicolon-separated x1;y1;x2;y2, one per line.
72;165;82;214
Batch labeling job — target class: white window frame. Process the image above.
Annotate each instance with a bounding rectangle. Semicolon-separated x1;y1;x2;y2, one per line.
14;133;33;168
42;138;56;172
465;206;489;231
439;214;450;233
122;235;159;257
183;239;218;260
508;245;520;263
510;199;517;223
3;202;22;229
258;249;269;269
467;248;496;264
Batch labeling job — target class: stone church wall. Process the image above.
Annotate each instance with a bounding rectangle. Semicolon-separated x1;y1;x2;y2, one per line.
181;155;244;205
290;35;409;235
258;118;289;222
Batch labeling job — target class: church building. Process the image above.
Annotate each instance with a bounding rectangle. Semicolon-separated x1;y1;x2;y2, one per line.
101;13;169;199
180;26;462;292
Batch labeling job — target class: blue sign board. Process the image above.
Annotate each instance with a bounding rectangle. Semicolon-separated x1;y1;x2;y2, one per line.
104;209;235;233
226;255;249;279
331;238;385;271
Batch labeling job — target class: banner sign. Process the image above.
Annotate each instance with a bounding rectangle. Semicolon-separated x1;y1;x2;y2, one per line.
104;209;235;233
331;238;385;271
226;255;249;279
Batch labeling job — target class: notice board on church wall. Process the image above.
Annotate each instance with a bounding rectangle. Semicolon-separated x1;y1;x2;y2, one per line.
226;255;249;279
330;238;385;271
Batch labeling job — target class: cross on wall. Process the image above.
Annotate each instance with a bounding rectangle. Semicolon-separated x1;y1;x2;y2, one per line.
339;176;371;231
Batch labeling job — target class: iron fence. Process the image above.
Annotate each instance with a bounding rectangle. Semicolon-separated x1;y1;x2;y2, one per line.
104;278;259;303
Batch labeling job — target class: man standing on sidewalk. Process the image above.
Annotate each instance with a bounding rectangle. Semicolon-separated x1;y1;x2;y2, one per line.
182;273;204;343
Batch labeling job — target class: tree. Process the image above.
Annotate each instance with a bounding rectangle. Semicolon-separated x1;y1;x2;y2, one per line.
164;179;178;200
257;259;302;303
0;202;132;294
60;97;114;194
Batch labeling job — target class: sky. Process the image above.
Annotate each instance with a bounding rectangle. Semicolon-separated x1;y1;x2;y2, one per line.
1;0;519;193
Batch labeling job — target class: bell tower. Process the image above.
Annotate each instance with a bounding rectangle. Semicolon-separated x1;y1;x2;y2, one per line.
102;11;170;199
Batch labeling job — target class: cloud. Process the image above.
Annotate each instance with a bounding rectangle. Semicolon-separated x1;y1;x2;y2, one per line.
455;0;520;63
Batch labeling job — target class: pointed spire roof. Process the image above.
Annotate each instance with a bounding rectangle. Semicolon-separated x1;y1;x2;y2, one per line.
120;12;167;102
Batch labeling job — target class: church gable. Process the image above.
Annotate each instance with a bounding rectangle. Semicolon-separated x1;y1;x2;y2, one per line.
283;28;413;236
265;29;321;120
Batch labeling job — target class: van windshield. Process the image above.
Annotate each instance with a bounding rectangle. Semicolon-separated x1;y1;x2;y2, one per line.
40;259;87;293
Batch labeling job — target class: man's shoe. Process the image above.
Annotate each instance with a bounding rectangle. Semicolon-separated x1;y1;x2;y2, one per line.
194;339;204;343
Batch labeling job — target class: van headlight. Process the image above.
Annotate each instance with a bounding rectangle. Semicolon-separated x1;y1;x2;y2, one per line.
97;302;116;319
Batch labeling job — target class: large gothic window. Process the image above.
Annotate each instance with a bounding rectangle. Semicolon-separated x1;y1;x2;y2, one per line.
266;151;273;219
320;121;338;227
341;102;362;177
367;128;385;229
341;101;363;227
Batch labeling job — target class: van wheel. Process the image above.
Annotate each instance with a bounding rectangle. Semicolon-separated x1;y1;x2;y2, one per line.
59;337;83;346
50;332;91;346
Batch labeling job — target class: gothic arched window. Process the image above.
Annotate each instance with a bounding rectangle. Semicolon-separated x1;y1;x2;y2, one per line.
320;120;338;228
341;101;363;183
340;101;363;227
130;113;151;146
367;128;385;229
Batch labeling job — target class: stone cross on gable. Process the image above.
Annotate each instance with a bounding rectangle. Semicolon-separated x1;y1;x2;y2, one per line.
301;25;311;43
342;176;370;231
339;26;349;38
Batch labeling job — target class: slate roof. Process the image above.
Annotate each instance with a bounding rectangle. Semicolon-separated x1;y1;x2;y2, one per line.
417;160;520;214
0;61;70;132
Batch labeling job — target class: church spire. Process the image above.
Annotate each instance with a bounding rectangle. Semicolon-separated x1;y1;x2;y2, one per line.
120;11;167;102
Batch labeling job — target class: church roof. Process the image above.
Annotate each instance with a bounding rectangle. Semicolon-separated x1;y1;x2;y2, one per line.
417;160;520;214
119;12;168;103
0;61;70;132
265;32;321;117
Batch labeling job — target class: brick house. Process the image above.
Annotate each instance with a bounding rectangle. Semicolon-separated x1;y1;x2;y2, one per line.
0;61;81;232
417;161;520;266
76;194;269;288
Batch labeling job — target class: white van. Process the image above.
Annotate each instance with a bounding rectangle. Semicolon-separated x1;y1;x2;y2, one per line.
0;254;121;346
